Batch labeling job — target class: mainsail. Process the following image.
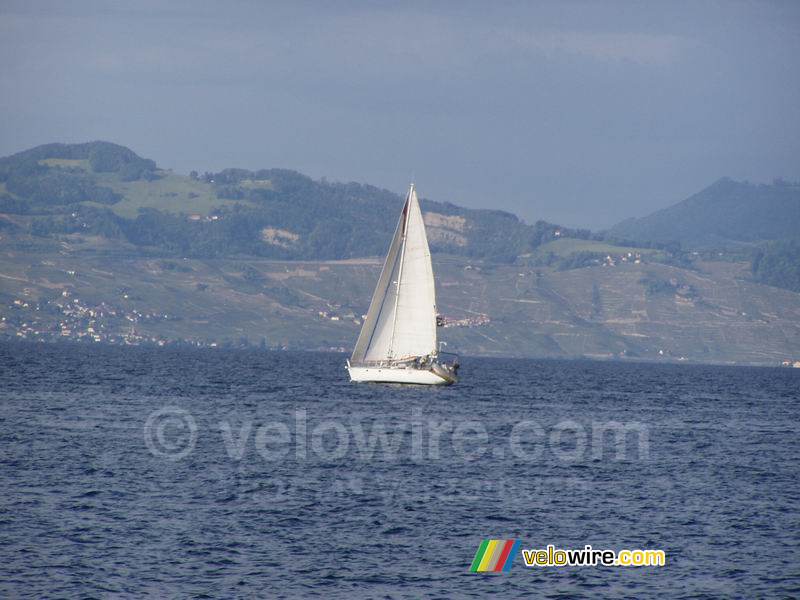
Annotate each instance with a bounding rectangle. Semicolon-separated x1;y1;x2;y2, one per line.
351;184;437;364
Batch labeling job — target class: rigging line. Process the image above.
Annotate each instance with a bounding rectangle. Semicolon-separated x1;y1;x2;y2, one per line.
388;184;413;360
361;219;403;361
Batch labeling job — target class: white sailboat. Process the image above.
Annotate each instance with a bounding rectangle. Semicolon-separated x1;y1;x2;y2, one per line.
347;184;459;385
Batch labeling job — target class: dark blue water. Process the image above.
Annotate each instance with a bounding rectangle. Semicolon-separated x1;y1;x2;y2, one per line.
1;342;798;598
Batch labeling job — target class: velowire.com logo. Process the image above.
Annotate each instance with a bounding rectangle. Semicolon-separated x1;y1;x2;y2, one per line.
469;541;666;571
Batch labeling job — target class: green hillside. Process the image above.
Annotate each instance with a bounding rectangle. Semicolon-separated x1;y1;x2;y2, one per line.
97;171;231;218
2;140;799;295
1;141;591;263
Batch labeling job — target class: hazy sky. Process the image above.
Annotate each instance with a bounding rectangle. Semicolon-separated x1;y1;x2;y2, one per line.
1;1;798;229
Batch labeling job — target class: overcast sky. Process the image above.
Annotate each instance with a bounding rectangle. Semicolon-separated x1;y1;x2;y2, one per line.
1;1;798;229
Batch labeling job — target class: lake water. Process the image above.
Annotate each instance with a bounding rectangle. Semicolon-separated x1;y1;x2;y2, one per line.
1;342;798;598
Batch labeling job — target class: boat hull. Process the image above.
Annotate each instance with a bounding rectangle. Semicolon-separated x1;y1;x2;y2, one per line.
347;364;456;385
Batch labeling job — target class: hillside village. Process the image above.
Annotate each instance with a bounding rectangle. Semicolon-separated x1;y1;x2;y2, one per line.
4;288;178;347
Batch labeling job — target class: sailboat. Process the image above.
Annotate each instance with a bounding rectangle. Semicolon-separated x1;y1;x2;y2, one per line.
346;184;459;385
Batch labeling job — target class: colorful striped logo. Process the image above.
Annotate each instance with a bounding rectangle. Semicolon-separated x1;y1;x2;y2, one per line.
469;540;521;572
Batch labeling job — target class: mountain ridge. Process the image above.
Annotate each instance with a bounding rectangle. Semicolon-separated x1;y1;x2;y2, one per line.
0;141;579;263
3;141;798;261
607;177;800;248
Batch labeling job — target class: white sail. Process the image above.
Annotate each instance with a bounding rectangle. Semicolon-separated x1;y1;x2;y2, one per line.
351;184;437;364
350;199;405;363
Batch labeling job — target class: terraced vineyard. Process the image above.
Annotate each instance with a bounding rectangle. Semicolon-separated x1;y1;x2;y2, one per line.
1;233;798;365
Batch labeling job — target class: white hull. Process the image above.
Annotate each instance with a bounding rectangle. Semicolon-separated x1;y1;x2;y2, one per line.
347;364;455;385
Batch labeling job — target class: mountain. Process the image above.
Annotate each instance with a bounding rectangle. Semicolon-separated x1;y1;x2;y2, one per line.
2;141;799;365
0;141;585;264
607;177;800;248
